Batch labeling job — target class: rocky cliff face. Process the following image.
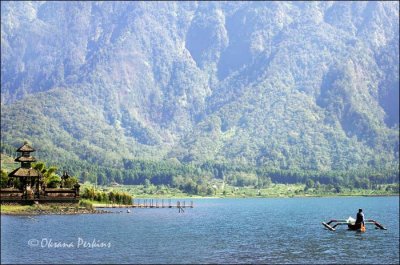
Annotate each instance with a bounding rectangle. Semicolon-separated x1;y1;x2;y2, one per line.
1;1;399;170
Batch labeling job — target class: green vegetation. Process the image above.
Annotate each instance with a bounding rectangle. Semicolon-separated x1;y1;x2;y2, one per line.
0;2;399;194
37;163;78;189
0;152;17;172
1;168;9;188
87;183;399;199
78;200;95;211
80;186;133;205
0;204;34;214
104;185;188;198
1;153;398;198
1;2;399;172
0;157;79;189
0;203;94;215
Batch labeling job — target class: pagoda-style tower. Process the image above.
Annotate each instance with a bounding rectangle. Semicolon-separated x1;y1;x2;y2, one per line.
8;142;41;200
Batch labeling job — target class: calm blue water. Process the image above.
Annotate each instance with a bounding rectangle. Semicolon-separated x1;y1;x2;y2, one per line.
1;197;399;264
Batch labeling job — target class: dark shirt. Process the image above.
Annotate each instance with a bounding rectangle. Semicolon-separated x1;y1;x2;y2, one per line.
356;212;365;225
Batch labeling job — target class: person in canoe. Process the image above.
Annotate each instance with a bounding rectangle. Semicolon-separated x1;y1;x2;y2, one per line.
354;208;365;231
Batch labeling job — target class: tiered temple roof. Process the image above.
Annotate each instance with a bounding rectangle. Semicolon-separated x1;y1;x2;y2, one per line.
8;168;40;178
8;142;40;178
17;143;35;152
15;156;37;163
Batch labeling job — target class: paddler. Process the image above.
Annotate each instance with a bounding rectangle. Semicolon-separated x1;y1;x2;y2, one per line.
355;208;365;230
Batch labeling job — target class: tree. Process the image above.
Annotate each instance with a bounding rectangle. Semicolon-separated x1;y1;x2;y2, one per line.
114;171;123;184
97;173;107;186
64;176;78;188
314;181;321;190
1;169;9;188
305;179;314;191
47;175;61;188
80;171;89;183
206;186;214;196
263;177;272;188
43;166;58;179
144;179;151;188
183;179;196;194
33;162;46;173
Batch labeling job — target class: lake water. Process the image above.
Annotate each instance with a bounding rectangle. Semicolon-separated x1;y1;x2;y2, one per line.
1;197;399;264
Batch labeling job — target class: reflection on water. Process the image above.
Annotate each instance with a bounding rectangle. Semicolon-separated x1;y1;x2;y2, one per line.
1;197;399;264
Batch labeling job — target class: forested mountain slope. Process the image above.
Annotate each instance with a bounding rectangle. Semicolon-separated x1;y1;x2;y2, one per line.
1;2;398;180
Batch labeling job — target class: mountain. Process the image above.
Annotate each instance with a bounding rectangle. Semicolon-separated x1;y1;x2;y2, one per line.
1;1;399;177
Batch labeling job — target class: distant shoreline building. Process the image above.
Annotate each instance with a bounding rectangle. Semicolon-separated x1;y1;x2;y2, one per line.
0;142;80;203
8;142;41;200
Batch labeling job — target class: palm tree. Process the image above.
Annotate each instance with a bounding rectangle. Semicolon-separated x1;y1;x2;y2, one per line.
33;162;59;187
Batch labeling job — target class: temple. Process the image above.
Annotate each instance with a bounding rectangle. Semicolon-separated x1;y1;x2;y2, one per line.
0;142;80;203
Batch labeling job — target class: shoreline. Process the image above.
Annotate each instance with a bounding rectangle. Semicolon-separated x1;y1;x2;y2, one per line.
101;183;399;200
130;193;399;199
1;210;111;216
65;194;400;210
0;203;112;216
1;194;398;215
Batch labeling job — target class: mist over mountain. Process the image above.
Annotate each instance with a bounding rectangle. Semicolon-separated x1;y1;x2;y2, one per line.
1;1;399;174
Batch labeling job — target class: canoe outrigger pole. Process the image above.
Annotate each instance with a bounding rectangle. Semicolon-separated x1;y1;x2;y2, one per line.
322;217;387;231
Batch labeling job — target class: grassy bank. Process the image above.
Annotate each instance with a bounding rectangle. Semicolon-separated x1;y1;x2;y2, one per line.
0;201;110;215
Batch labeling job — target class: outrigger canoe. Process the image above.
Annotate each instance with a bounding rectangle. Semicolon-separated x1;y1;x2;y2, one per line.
322;217;387;232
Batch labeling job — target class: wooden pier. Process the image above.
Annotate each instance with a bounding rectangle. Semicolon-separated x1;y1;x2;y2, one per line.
93;199;193;212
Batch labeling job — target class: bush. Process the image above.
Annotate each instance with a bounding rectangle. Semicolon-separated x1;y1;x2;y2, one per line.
233;173;258;187
81;187;132;204
64;177;78;188
206;186;214;196
79;200;94;210
47;175;61;188
1;169;9;188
